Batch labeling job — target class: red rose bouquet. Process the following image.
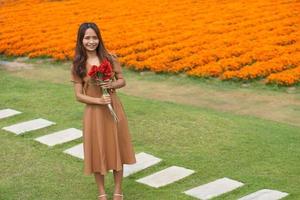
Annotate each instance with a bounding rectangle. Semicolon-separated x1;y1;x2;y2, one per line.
88;58;119;122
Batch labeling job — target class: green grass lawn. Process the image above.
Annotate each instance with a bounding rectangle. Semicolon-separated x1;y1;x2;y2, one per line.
0;69;299;200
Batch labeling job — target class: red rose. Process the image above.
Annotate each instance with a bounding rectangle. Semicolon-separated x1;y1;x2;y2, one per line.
88;65;99;77
87;58;113;81
100;59;113;80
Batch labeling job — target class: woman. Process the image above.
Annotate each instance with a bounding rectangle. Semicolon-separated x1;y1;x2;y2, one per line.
70;22;137;200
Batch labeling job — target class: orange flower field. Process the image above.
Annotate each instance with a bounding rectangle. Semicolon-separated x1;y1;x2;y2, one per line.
0;0;299;85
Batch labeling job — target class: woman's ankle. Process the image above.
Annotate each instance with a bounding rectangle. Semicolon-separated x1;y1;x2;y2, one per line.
98;189;106;194
113;188;122;194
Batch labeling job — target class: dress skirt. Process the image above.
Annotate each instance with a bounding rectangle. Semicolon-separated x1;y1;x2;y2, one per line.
82;90;137;175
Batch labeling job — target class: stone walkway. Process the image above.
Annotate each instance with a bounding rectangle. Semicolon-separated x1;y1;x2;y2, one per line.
0;108;289;199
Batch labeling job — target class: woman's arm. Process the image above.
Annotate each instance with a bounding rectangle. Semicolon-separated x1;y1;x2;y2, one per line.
70;71;111;105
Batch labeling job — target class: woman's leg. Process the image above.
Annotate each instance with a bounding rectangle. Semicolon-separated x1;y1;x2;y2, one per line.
113;166;123;199
94;172;107;199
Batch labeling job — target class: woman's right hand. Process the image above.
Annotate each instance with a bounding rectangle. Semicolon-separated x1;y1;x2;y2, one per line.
98;95;111;105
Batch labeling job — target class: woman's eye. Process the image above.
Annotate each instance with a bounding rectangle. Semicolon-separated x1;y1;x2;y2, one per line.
84;36;97;40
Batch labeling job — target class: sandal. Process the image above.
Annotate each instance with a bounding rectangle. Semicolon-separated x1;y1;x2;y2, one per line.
98;194;107;199
113;193;123;199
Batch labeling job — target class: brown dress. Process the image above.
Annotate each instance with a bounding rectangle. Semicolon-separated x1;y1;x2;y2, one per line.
70;60;137;176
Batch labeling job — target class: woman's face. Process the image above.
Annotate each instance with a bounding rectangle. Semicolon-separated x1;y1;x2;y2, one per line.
82;28;99;52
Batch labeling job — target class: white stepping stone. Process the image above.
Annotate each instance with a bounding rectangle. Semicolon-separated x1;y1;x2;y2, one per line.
136;166;195;188
2;118;56;135
0;108;22;119
183;177;244;200
238;189;288;200
123;152;162;177
34;128;82;146
63;143;84;159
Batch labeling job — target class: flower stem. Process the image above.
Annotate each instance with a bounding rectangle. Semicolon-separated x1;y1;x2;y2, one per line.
101;87;119;122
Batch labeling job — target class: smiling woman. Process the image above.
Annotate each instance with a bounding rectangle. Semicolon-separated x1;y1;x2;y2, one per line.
71;22;136;200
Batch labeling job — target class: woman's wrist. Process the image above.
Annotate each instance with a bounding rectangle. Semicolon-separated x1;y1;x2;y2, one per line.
111;81;118;89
